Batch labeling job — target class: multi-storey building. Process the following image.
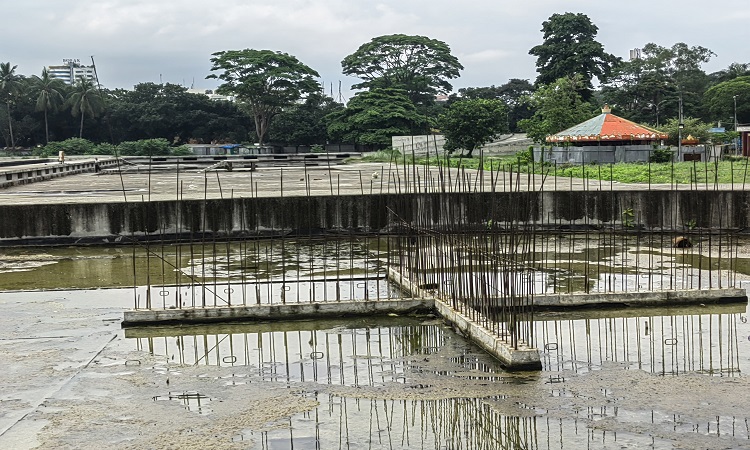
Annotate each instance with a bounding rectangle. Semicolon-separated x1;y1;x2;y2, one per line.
46;59;96;85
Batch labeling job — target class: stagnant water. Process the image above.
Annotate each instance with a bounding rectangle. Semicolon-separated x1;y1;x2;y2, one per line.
2;235;749;297
126;309;750;449
2;239;750;448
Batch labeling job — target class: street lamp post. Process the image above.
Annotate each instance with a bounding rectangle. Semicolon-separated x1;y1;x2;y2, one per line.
678;94;684;161
734;95;738;132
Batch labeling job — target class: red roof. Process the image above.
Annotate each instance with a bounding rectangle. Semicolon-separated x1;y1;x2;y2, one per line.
546;106;668;143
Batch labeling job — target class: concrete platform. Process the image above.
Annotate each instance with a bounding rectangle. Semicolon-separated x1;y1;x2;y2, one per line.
122;298;434;327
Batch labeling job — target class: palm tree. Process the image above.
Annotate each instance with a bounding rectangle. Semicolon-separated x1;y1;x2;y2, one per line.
31;68;66;144
0;62;21;148
66;77;103;138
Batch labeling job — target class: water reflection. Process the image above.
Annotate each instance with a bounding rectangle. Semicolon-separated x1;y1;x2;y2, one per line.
533;304;745;376
126;312;750;448
128;318;490;385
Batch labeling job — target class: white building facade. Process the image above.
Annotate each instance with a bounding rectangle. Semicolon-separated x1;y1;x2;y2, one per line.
46;59;96;85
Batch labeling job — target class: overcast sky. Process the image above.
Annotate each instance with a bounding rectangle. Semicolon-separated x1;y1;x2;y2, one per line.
5;0;749;100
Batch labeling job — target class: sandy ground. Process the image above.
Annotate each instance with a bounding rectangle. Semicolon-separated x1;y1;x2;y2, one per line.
1;289;750;449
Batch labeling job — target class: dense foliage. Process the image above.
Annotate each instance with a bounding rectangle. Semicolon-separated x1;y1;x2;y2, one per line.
341;34;463;105
529;13;619;100
325;88;430;148
207;49;321;144
439;98;508;157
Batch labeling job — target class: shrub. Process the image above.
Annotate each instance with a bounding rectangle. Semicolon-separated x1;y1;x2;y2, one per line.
650;148;674;163
90;143;119;155
36;138;96;156
117;138;172;156
516;147;534;164
170;145;193;156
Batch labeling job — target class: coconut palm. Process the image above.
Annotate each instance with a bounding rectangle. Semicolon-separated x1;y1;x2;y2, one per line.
0;62;22;148
66;76;104;138
31;68;66;144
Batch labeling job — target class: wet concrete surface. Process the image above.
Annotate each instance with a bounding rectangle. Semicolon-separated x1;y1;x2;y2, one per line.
2;288;750;449
0;160;737;207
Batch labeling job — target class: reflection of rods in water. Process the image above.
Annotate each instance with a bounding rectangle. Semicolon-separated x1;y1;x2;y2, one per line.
535;311;742;376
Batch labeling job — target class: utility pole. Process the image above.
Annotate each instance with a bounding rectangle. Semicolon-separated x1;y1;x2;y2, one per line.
678;93;684;160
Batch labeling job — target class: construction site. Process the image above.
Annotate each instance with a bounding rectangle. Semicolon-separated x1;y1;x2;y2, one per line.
1;153;750;449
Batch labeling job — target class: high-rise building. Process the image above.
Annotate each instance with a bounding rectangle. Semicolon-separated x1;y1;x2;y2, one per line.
46;59;96;85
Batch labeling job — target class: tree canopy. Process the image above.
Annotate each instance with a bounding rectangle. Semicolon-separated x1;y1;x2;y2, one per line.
342;34;463;105
268;93;343;146
31;68;66;144
208;49;321;144
439;98;508;157
326;88;430;148
518;76;596;143
601;42;716;126
66;77;104;139
1;62;22;147
529;13;619;100
704;76;750;127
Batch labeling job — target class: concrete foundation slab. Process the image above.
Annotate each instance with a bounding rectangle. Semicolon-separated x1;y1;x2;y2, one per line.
122;298;434;327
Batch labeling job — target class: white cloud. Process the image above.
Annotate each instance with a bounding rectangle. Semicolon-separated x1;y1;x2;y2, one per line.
4;0;749;93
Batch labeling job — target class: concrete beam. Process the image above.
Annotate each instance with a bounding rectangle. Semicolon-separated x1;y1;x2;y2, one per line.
387;267;542;370
122;298;434;327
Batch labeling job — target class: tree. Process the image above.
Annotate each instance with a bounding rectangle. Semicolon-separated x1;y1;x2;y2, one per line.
704;76;750;127
326;88;430;148
659;117;710;146
529;13;619;100
342;34;463;105
207;49;321;145
438;98;509;157
0;62;22;147
710;62;750;84
106;83;251;144
518;76;596;143
601;42;716;126
268;93;343;145
66;77;104;138
450;79;534;132
31;68;66;144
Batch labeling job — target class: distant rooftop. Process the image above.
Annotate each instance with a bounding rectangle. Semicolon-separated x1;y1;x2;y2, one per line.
547;105;668;143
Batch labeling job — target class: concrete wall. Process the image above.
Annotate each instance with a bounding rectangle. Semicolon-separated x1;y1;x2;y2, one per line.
1;190;749;245
0;158;118;189
392;134;532;156
536;145;657;164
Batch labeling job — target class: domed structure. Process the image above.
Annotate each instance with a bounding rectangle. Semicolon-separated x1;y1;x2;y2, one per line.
538;105;669;164
546;105;668;145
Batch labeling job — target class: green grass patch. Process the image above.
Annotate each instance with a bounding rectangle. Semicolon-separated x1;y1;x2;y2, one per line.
353;150;750;185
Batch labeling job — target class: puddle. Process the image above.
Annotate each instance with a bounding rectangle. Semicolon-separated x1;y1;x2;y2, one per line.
152;391;213;415
124;310;750;448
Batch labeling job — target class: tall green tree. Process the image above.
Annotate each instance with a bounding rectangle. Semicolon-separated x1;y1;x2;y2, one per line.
326;88;430;148
529;13;619;100
341;34;463;105
518;76;596;143
704;76;750;127
207;49;321;144
0;62;22;147
66;77;104;138
31;68;67;144
601;42;715;125
438;98;508;157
